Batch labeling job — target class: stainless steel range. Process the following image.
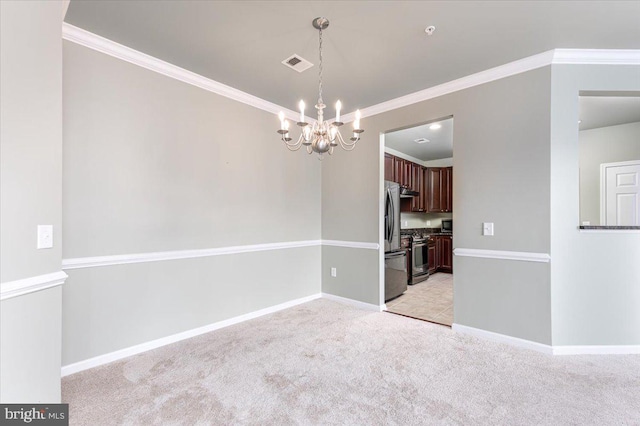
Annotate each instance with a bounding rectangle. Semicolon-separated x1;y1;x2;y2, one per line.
410;234;429;284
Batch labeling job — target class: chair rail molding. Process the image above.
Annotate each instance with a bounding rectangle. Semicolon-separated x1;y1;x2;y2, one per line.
453;248;551;263
62;240;380;270
1;271;68;301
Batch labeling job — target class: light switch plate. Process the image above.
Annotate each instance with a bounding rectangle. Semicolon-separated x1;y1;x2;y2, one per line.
482;222;494;236
37;225;53;249
331;267;337;277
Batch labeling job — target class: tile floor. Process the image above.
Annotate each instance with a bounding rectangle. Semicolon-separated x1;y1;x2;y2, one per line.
385;272;453;326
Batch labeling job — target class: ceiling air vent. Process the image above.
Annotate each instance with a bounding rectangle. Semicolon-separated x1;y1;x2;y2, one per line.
282;54;313;73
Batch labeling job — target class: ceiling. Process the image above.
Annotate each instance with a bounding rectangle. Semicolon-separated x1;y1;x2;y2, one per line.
385;118;453;161
65;1;640;114
579;95;640;131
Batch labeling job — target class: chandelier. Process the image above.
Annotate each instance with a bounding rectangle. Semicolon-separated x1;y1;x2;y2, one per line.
277;17;363;160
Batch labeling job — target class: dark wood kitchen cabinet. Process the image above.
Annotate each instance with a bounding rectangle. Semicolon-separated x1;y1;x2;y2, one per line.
384;153;395;182
383;153;452;214
439;235;453;273
426;167;453;213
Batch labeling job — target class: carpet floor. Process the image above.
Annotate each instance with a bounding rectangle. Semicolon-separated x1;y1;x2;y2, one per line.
63;299;640;425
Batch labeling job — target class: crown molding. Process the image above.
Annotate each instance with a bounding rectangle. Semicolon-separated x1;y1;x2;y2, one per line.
61;23;303;122
346;49;640;122
1;271;68;301
552;49;640;65
61;25;640;124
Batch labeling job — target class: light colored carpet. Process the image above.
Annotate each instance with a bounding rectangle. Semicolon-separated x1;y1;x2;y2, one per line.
63;299;640;425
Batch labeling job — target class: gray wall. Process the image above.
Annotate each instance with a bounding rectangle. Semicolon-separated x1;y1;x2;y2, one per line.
322;67;553;343
0;0;63;402
579;121;640;225
62;42;321;365
550;65;640;346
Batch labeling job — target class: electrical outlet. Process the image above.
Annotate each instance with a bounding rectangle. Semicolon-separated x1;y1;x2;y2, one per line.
403;220;408;227
482;222;494;236
331;267;337;277
426;220;431;226
37;225;53;249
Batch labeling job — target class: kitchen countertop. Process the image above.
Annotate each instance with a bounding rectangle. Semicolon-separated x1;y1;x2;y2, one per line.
579;226;640;230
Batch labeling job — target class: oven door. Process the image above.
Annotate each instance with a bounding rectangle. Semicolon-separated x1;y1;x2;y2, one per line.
412;242;429;278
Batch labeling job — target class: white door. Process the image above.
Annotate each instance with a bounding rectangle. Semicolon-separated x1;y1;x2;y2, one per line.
602;161;640;226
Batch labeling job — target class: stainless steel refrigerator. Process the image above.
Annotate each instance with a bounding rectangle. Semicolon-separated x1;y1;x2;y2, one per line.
384;181;408;301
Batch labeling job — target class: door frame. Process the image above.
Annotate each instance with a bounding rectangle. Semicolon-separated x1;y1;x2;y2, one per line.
600;159;640;225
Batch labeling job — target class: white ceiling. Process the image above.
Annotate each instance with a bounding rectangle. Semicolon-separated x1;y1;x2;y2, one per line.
65;1;640;114
579;95;640;131
385;118;453;161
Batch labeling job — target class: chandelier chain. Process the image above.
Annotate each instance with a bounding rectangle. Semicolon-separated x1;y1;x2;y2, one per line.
318;26;323;106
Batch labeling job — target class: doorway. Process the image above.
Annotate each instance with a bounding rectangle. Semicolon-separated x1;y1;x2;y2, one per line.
381;117;454;326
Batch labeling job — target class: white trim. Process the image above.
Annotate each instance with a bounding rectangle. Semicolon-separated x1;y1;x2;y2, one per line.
61;293;322;377
63;240;322;269
62;240;380;270
342;49;640;122
552;345;640;355
453;248;550;263
61;23;304;122
452;323;553;355
321;240;380;250
1;271;68;301
60;26;640;126
321;293;385;312
553;49;640;65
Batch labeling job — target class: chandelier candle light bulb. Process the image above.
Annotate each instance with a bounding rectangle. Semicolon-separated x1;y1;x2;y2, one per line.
276;17;363;159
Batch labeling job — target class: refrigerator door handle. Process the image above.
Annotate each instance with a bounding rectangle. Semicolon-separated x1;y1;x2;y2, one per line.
385;188;392;242
389;188;395;243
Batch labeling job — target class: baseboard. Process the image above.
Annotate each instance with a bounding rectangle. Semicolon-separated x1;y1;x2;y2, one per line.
61;293;322;377
321;293;385;312
552;345;640;355
452;323;554;355
453;323;640;355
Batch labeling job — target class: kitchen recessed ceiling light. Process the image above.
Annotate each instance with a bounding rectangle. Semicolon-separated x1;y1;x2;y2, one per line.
429;123;442;130
414;138;430;144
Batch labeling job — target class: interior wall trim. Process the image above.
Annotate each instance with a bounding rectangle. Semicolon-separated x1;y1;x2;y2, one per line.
62;240;379;270
61;293;323;377
62;240;323;270
452;323;554;355
551;345;640;355
453;248;551;263
342;48;640;123
61;24;640;125
453;323;640;355
321;240;380;250
1;271;68;301
321;292;385;312
61;23;303;122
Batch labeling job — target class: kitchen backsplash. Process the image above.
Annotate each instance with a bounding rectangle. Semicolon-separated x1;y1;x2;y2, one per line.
401;212;452;230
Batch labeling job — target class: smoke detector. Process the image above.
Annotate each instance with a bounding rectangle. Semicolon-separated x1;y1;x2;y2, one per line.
414;138;430;144
425;26;436;36
281;54;314;73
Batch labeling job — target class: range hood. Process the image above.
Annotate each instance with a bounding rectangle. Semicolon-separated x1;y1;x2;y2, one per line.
400;187;419;198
